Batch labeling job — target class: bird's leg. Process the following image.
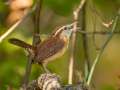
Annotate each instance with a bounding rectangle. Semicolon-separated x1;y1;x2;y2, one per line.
41;63;51;73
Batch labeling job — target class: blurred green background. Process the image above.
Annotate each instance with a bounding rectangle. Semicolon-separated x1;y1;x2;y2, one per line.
0;0;120;90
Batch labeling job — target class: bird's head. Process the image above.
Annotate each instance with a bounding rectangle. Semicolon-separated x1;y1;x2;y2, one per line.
52;22;77;39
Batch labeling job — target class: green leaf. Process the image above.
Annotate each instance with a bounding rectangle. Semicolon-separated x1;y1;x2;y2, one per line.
44;0;79;16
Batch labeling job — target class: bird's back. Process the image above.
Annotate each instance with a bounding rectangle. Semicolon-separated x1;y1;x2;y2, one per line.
35;36;68;64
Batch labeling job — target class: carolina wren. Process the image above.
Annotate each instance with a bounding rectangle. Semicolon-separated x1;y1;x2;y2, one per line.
9;22;76;72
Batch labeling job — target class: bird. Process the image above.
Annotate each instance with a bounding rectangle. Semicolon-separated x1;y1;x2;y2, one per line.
9;22;77;72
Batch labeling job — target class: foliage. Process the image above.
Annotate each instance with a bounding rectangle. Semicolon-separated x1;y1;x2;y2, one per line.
0;0;120;90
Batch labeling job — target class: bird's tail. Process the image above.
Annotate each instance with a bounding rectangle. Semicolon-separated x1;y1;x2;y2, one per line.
9;38;34;50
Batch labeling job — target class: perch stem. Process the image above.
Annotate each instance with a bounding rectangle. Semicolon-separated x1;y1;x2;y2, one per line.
68;0;86;84
22;0;42;89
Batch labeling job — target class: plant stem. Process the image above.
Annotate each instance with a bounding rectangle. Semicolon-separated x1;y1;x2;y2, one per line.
68;0;86;84
33;0;43;45
22;0;42;89
86;15;119;85
0;5;36;43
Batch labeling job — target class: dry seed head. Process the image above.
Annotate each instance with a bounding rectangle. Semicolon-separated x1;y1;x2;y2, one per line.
38;73;61;90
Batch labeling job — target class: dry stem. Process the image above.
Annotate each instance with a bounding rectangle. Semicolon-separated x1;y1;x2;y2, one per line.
0;7;36;43
86;15;119;85
68;0;86;84
22;0;42;89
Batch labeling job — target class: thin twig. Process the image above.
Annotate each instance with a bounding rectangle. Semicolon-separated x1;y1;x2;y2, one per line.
80;3;91;81
0;20;21;43
89;4;114;28
22;56;33;89
0;6;36;43
68;0;86;84
77;30;120;35
86;15;119;85
22;0;42;89
33;0;42;45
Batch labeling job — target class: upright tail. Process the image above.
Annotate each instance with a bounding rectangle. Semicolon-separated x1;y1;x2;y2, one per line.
9;38;34;49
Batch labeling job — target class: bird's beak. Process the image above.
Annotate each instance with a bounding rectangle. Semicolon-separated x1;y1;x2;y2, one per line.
67;22;78;28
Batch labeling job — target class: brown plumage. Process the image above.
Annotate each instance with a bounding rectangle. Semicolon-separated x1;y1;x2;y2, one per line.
9;38;33;49
9;36;68;72
35;36;67;64
9;22;74;72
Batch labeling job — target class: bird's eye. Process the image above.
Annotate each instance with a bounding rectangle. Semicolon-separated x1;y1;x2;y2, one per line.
64;27;68;30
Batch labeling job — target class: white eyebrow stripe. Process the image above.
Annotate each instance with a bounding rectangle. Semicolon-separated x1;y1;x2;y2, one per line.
53;22;76;36
54;26;64;35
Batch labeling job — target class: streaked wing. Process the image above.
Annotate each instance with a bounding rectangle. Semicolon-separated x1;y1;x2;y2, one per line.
35;37;66;63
